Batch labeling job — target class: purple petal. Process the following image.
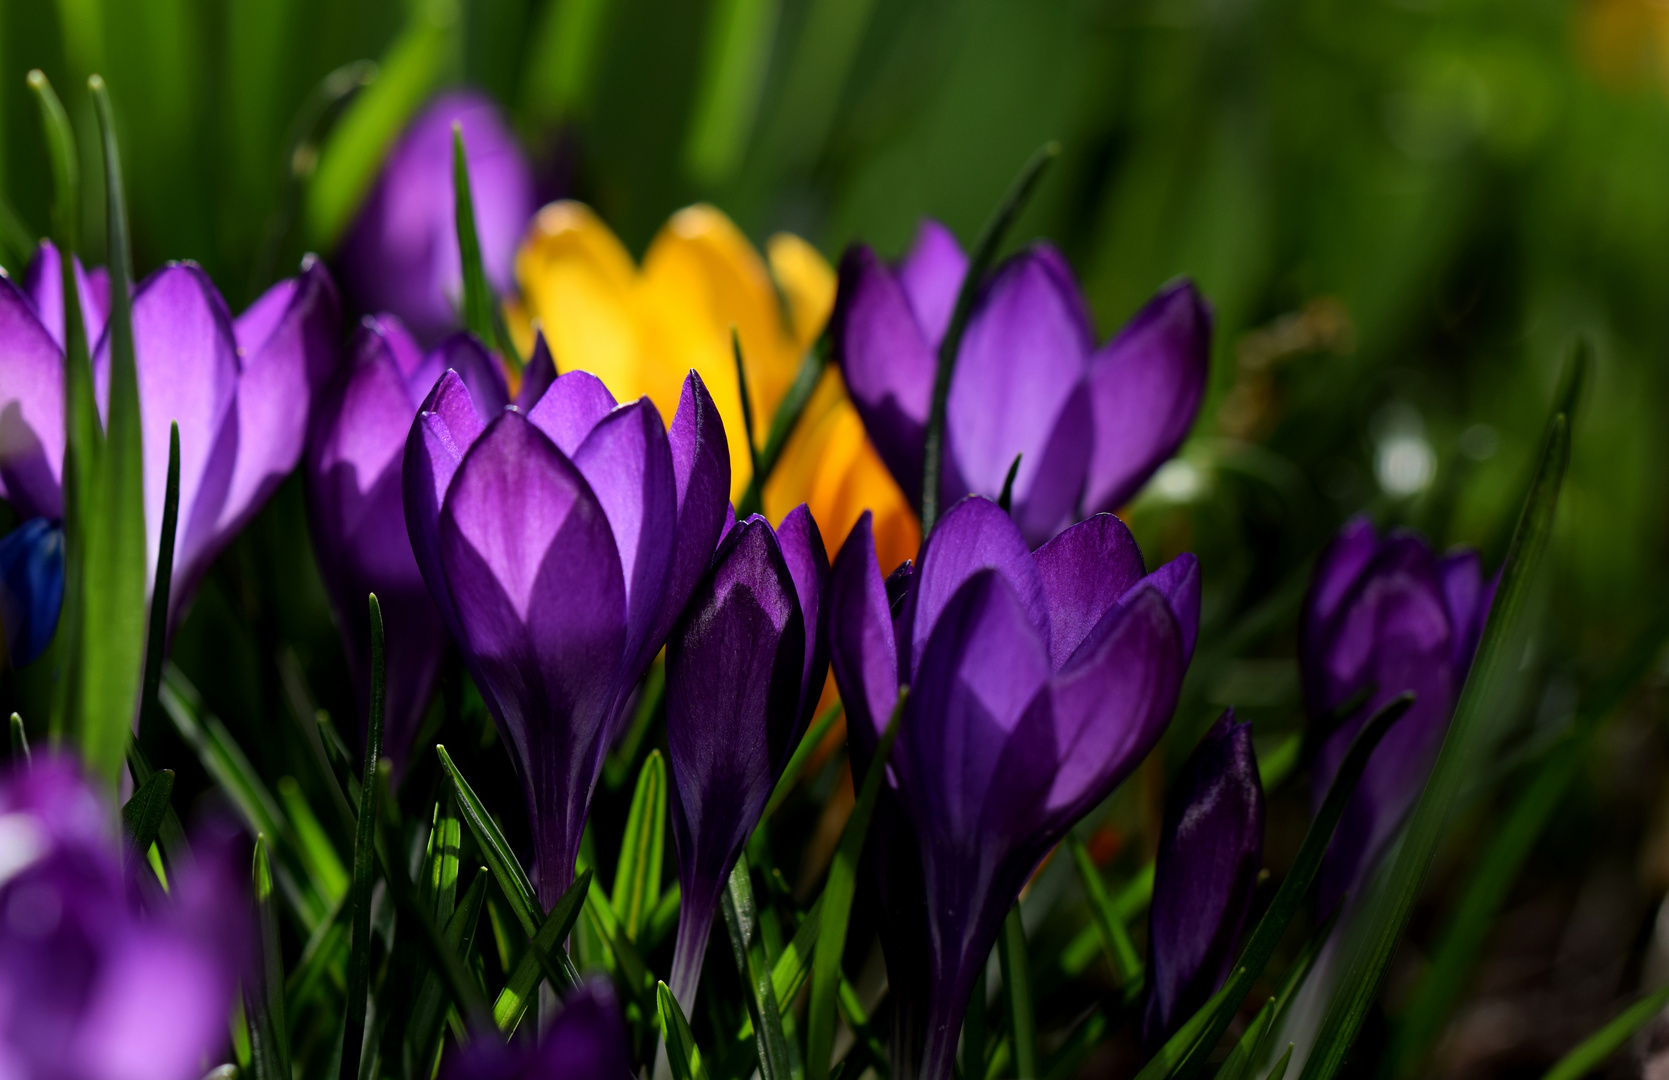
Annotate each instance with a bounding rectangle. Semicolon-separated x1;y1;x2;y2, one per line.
775;503;830;721
1082;279;1211;514
439;411;627;906
516;330;558;411
1008;382;1092;546
1130;553;1201;665
897;218;967;346
646;371;732;656
432;332;511;421
1300;515;1380;714
378;314;431;387
0;276;66;520
1034;513;1147;669
527;369;617;455
441;980;631;1080
946;246;1093;507
1438;549;1489;674
910;496;1047;680
826;513;901;761
23;240;110;351
833;245;936;506
403;370;490;640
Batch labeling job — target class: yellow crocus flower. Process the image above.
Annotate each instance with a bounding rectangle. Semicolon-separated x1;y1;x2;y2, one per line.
514;201;920;572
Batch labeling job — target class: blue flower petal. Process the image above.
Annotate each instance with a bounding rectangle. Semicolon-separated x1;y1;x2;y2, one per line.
0;517;65;666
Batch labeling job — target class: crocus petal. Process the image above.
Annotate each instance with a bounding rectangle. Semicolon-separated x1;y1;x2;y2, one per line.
438;411;627;904
1438;549;1488;674
432;332;511;420
1008;382;1093;547
515;331;558;411
833;245;936;506
0;518;65;667
442;980;631;1080
403;370;491;639
1300;514;1380;715
1035;513;1147;669
1144;711;1264;1049
1131;553;1201;665
648;371;732;653
897;219;967;346
0;277;66;520
23;240;110;351
946;246;1094;510
527;369;618;456
774;503;830;722
1082;280;1211;514
910;497;1047;678
826;512;900;759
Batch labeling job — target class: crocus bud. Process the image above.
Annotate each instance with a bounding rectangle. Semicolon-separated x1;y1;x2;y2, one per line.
440;980;631;1080
403;367;730;907
341;91;535;343
664;504;828;1010
1143;710;1264;1051
834;220;1211;545
1302;516;1495;916
827;498;1199;1080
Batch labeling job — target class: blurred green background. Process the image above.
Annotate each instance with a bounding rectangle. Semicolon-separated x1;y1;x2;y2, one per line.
3;0;1668;1073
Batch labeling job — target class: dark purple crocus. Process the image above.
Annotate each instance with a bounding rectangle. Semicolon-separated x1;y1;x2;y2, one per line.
833;220;1211;546
827;496;1199;1080
404;366;729;907
0;241;340;631
341;90;536;343
0;517;64;666
0;756;250;1079
306;316;551;770
1303;516;1495;916
1143;710;1264;1051
441;980;631;1080
664;505;828;1010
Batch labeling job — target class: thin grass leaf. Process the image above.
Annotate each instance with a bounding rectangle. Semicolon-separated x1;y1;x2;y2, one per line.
1538;980;1669;1080
8;714;28;765
919;142;1058;536
1132;973;1245;1080
137;422;180;747
605;658;665;789
723;856;793;1080
1067;833;1142;987
658;981;713;1080
807;687;906;1080
762;699;843;824
277;777;350;906
451;124;498;350
996;453;1023;514
410;868;488;1073
1043;1008;1109;1080
1213;999;1274;1080
436;743;540;932
284;899;348;1016
1265;1045;1294;1080
120;768;173;859
1300;405;1573;1080
683;0;780;185
491;867;591;1033
731;328;764;486
247;837;292;1080
738;333;830;519
647;880;682;948
339;595;387;1080
998;907;1038;1079
612;749;667;941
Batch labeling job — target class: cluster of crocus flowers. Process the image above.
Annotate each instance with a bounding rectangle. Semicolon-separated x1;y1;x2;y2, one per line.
0;241;339;642
1301;516;1495;915
0;757;249;1078
664;505;828;1010
834;220;1211;546
513;202;920;573
403;365;730;907
827;497;1199;1080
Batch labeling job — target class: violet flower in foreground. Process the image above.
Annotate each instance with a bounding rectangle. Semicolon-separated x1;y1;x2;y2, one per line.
341;90;535;342
0;241;340;632
441;980;631;1080
664;505;828;1010
306;316;550;770
833;221;1211;546
0;757;249;1080
1143;710;1264;1051
826;497;1199;1080
404;367;729;906
1303;516;1495;916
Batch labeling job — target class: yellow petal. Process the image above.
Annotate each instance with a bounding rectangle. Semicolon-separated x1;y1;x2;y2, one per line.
766;232;837;352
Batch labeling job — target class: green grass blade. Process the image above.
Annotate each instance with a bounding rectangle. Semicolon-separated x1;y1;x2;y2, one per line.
120;767;174;859
612;749;667;940
491;867;591;1033
998;907;1038;1079
683;0;781;185
1213;999;1274;1080
1265;1044;1294;1080
522;0;615;125
739;334;830;519
1067;833;1142;987
1300;408;1572;1080
722;856;793;1080
9;714;29;765
247;836;293;1080
762;699;843;825
277;777;349;906
436;743;541;933
410;868;489;1070
658;980;713;1080
451;124;498;349
919;142;1058;536
339;595;387;1080
731;328;764;487
137;422;180;743
1538;980;1669;1080
1132;973;1244;1080
807;687;906;1080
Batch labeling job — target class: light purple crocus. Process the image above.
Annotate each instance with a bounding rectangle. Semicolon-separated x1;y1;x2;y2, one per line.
403;366;729;907
1143;710;1264;1051
440;980;630;1080
340;90;536;343
833;221;1211;546
826;496;1199;1080
0;241;340;630
306;317;554;770
0;756;249;1080
1303;516;1495;917
664;505;828;1011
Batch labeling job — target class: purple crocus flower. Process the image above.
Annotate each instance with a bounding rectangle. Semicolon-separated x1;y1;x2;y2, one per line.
664;505;828;1010
833;220;1211;546
1143;710;1264;1051
403;366;729;907
440;980;631;1080
827;496;1199;1080
0;518;65;667
341;90;536;343
306;315;547;770
1303;516;1495;916
0;242;340;630
0;756;250;1080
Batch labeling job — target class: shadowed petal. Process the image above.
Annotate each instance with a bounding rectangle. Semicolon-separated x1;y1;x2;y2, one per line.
0;276;66;520
527;369;618;455
647;371;731;653
1130;553;1200;665
1438;549;1492;674
515;330;557;411
0;518;64;667
826;512;900;761
774;503;830;724
1035;513;1147;669
911;497;1046;678
432;332;511;420
404;370;490;639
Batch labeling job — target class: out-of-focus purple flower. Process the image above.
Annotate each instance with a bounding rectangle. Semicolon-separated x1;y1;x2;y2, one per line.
0;242;340;632
306;315;520;771
0;756;250;1080
440;980;631;1080
0;518;64;667
826;497;1199;1080
403;367;729;907
664;505;828;1010
1303;516;1495;916
1143;710;1264;1051
341;90;536;343
833;220;1211;546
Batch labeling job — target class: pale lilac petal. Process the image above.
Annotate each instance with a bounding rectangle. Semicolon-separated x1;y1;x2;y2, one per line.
897;219;967;346
23;241;110;351
0;277;66;520
1034;513;1146;669
910;497;1046;678
1008;382;1092;546
527;369;617;455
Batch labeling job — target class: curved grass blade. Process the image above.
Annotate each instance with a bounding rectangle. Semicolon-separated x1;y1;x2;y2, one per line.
339;595;387;1080
247;836;292;1080
1132;972;1244;1080
138;422;180;742
1213;999;1274;1080
120;767;174;860
9;714;28;765
998;906;1038;1079
762;700;842;825
658;980;713;1080
739;333;830;519
491;867;592;1033
919;142;1058;536
731;328;764;487
451;124;497;349
1067;832;1142;988
1300;408;1572;1080
613;749;667;941
723;856;793;1080
436;743;540;931
996;453;1023;514
1265;1044;1294;1080
1538;980;1669;1080
410;868;488;1072
806;687;906;1080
